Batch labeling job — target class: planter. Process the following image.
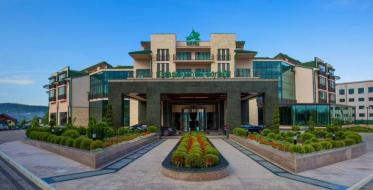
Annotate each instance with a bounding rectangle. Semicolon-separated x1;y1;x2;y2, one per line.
230;134;367;173
161;138;229;181
24;133;157;169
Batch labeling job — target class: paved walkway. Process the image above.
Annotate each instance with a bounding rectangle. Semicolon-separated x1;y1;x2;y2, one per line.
52;139;320;190
299;133;373;187
0;130;25;144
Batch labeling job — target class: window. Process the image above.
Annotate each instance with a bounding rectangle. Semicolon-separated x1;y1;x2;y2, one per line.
369;87;373;93
359;113;365;117
370;113;373;117
60;112;67;125
339;99;345;102
319;77;327;90
156;63;169;78
319;91;327;100
49;77;56;84
358;97;365;102
235;68;250;77
348;88;354;94
349;98;354;102
370;97;373;101
319;64;326;73
136;69;151;78
156;49;169;61
58;73;66;81
58;86;65;96
358;88;365;94
195;52;211;60
217;49;230;61
176;52;191;60
339;89;345;95
359;106;365;109
218;63;230;77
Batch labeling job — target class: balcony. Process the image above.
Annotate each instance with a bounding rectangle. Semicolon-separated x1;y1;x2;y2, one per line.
173;54;214;63
217;54;230;61
58;94;67;100
49;96;56;102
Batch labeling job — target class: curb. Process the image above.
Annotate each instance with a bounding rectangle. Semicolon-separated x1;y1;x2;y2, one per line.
348;172;373;190
0;150;55;190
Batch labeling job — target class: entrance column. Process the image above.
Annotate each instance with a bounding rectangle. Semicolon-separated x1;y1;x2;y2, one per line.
138;101;146;124
146;92;161;129
108;92;123;129
227;91;241;135
241;99;249;123
263;92;278;128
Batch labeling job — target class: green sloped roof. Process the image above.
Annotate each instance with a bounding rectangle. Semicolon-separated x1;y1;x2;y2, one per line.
81;61;113;72
235;49;257;54
302;61;317;68
128;49;152;55
113;65;134;69
274;53;302;65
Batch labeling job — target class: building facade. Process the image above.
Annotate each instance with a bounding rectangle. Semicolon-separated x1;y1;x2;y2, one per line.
46;31;354;130
336;80;373;124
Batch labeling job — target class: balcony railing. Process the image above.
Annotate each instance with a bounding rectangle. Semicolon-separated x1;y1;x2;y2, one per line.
58;94;66;100
156;54;170;61
173;54;214;61
49;96;56;102
217;54;230;61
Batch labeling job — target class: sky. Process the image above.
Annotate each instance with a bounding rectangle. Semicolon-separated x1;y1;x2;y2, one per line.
0;0;372;106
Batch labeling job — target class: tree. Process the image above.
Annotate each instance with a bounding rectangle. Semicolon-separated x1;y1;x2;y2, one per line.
42;111;49;125
49;118;56;128
104;104;114;128
307;115;316;131
31;116;40;128
271;106;280;133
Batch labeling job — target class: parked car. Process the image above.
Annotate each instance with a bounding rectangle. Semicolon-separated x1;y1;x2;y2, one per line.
161;127;176;136
130;123;148;131
240;123;264;133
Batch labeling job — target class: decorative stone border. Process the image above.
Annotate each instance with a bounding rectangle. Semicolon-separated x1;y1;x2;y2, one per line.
230;134;367;173
161;138;229;181
24;133;157;169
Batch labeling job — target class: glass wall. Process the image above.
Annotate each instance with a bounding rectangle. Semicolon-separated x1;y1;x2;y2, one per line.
330;105;355;124
89;99;130;126
90;71;133;99
291;104;330;126
253;61;295;103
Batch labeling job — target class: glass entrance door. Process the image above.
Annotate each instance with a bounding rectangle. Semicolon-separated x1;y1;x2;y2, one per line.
182;108;206;131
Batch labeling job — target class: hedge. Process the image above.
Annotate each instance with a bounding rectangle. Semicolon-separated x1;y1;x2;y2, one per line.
62;129;80;139
232;128;247;137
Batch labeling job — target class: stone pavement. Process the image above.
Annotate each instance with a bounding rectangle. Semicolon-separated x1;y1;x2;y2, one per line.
52;139;320;190
0;130;26;144
300;133;373;187
0;141;92;178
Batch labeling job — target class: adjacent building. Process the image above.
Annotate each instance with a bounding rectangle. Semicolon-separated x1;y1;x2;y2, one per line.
336;80;373;124
45;31;355;131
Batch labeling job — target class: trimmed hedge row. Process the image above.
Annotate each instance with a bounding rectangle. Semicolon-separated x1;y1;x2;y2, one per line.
171;132;220;168
27;131;103;151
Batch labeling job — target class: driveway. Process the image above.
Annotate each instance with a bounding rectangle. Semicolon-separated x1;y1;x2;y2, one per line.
0;130;26;144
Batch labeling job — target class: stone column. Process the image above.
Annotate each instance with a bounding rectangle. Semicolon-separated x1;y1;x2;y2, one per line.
241;99;249;123
146;92;161;128
263;93;278;128
108;92;123;129
138;101;146;124
226;91;241;135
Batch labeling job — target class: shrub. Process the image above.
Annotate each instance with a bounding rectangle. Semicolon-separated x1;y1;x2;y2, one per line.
59;137;68;145
292;125;301;131
286;131;295;138
74;136;86;148
47;135;57;143
301;133;315;142
171;151;187;167
65;138;74;147
80;138;93;150
103;127;114;138
293;144;305;154
185;153;202;168
261;129;272;136
77;127;87;135
54;136;64;144
310;143;322;151
205;147;219;156
286;137;294;144
117;127;130;135
332;140;345;148
304;140;312;144
304;144;315;153
320;141;332;149
325;133;334;139
62;129;80;139
344;132;362;143
203;154;219;167
147;125;158;133
274;134;282;140
315;129;327;138
267;132;276;139
344;138;356;146
90;140;103;150
232;128;247;137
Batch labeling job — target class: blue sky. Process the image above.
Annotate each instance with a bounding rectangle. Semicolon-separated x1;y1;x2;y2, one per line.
0;0;372;106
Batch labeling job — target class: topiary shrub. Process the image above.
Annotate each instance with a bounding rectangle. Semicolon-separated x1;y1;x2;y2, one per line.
80;138;93;150
74;136;86;148
344;138;356;146
203;154;219;167
185;153;202;168
310;142;322;151
62;129;80;139
205;147;219;156
117;127;130;135
261;129;272;136
171;150;187;167
320;141;332;149
90;140;103;150
147;125;158;133
232;128;247;137
65;138;74;147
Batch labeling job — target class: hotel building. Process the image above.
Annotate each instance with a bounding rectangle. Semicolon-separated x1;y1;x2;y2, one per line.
336;80;373;124
45;31;354;131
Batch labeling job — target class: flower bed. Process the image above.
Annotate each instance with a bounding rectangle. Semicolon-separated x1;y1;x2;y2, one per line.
161;132;229;181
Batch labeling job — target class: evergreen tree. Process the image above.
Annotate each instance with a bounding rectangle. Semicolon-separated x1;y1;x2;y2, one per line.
104;104;114;128
307;115;316;131
271;106;280;132
42;111;49;125
31;116;40;128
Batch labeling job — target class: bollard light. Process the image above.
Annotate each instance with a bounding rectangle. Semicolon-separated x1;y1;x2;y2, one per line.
92;133;96;140
332;134;336;141
293;135;298;145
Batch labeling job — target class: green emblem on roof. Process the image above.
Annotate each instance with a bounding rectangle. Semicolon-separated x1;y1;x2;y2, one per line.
186;29;200;46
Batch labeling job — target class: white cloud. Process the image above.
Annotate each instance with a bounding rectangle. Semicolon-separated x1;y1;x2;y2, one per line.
0;75;35;85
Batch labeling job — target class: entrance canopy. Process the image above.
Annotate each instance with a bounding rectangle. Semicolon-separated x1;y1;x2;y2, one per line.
108;78;278;133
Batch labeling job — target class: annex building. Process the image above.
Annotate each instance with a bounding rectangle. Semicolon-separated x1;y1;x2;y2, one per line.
45;31;355;131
